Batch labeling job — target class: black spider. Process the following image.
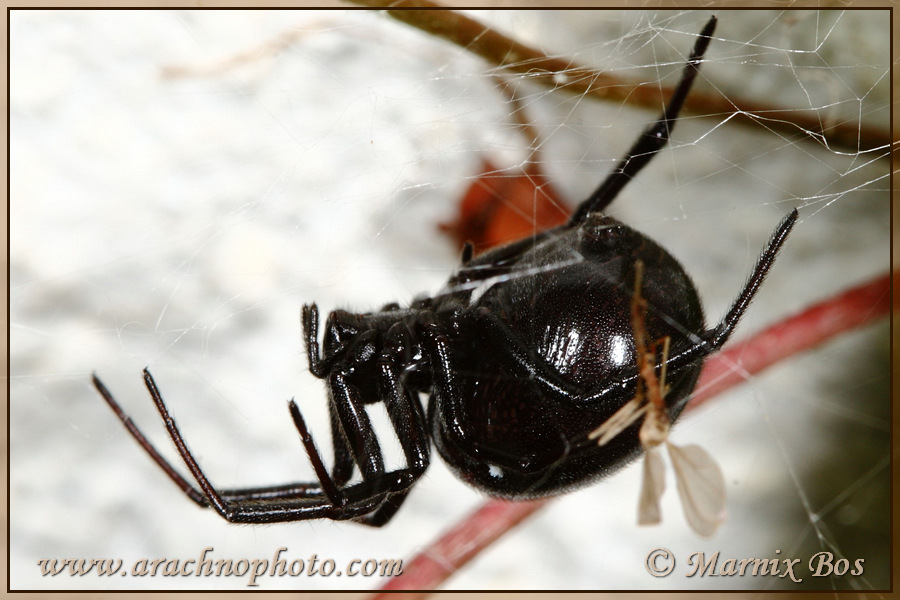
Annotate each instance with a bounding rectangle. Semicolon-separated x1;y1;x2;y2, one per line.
93;16;797;527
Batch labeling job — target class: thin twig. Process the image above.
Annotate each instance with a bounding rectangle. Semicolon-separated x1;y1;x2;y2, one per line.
348;1;888;153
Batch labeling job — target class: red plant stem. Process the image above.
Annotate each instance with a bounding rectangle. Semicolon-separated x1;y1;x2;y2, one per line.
370;271;891;597
690;271;892;410
377;498;550;596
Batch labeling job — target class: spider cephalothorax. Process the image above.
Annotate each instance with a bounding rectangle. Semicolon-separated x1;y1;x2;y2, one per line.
93;16;797;526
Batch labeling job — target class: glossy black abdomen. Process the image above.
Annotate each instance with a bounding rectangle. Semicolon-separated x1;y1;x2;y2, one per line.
432;217;705;498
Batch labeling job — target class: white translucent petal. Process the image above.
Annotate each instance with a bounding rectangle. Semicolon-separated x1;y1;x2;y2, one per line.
638;446;667;525
667;442;727;537
588;398;646;446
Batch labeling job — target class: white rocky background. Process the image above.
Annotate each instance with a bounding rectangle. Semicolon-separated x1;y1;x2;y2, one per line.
10;9;889;591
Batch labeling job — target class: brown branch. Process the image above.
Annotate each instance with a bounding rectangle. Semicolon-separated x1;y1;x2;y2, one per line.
368;270;891;595
160;27;313;79
348;1;888;153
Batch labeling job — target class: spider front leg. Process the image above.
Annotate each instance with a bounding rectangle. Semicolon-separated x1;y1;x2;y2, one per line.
357;321;433;526
301;304;358;487
93;370;388;523
300;321;432;527
282;312;433;525
302;303;327;377
302;305;410;524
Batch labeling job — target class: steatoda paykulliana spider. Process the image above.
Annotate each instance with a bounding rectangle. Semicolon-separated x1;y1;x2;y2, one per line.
93;16;797;527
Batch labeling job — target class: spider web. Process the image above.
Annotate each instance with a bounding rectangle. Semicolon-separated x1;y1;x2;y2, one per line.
9;8;890;592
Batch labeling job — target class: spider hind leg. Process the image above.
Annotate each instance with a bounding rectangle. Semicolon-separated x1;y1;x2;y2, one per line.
569;15;717;225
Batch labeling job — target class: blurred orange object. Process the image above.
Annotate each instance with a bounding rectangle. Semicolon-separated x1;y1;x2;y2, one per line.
439;160;570;254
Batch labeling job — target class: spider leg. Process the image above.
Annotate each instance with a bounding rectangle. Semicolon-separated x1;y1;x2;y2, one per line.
319;323;434;527
302;303;357;486
140;368;403;523
285;397;347;507
344;397;423;527
663;208;799;372
345;322;434;526
703;209;798;349
94;370;407;522
299;307;427;526
92;372;208;508
288;374;426;527
328;400;356;487
569;15;717;225
95;371;345;505
137;368;267;521
302;303;326;377
296;368;414;525
418;317;469;441
328;371;387;482
378;322;430;476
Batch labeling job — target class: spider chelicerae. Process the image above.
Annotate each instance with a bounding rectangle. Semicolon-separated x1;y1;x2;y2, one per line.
93;15;797;527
